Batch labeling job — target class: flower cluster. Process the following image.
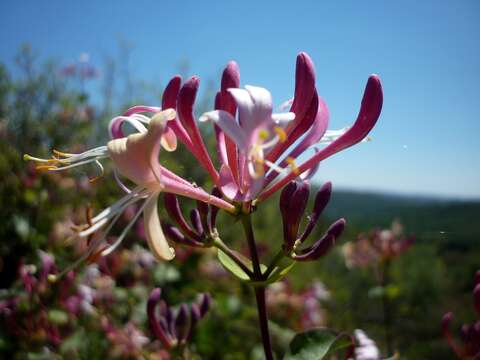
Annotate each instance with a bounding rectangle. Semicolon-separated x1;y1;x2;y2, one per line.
442;270;480;359
147;288;211;350
24;52;382;271
342;220;415;268
280;181;345;261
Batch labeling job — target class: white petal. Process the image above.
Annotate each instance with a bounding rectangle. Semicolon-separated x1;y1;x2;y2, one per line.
200;110;248;149
143;193;175;261
272;112;295;123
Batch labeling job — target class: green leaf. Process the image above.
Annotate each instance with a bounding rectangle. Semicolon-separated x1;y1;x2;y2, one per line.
284;328;353;360
265;260;296;284
217;249;266;282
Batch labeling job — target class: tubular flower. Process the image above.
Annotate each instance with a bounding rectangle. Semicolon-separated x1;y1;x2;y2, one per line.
25;109;235;276
200;52;383;202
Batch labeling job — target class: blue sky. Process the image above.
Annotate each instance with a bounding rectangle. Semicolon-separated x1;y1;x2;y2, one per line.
1;0;479;199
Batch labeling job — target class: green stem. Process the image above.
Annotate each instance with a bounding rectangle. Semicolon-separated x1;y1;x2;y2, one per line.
241;214;274;360
213;238;254;278
241;215;262;278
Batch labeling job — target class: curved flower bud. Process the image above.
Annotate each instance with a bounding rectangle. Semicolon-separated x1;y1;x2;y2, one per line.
280;181;310;252
298;182;332;243
259;75;383;202
294;219;346;261
175;304;190;343
147;288;173;349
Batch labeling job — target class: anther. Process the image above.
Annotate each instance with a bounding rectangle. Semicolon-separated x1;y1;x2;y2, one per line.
274;127;287;142
286;157;300;175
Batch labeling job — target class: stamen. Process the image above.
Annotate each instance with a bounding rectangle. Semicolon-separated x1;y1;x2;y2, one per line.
88;160;105;183
100;199;148;256
286;157;300;176
258;129;269;141
273;126;287;142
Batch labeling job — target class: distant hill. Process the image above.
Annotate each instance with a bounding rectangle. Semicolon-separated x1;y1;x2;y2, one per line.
324;189;480;249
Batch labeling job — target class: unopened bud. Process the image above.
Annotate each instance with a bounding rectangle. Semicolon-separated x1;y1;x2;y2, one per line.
164;193;201;241
190;209;204;236
298;182;332;243
280;181;310;252
175;304;191;343
198;293;212;317
162;223;204;247
209;187;223;231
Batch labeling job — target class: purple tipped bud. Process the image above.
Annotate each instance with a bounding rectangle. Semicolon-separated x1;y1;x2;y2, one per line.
280;181;310;252
164;193;201;241
162;76;182;109
474;283;480;315
187;303;202;340
294;219;345;262
294;234;335;262
175;304;191;343
209;187;222;231
190;209;204;236
196;200;210;233
198;293;212;317
162;223;204;247
298;182;332;243
328;218;346;238
147;288;173;349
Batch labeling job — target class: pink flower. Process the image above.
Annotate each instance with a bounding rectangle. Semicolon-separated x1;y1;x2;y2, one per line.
200;52;383;202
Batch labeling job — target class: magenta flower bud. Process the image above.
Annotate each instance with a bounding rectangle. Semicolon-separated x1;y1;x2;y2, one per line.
190;209;204;236
209;187;222;231
298;182;332;243
162;76;182;109
196;200;210;233
175;304;191;343
294;234;335;262
164;193;202;241
162;223;204;247
328;218;347;238
147;288;173;349
198;293;212;317
280;181;310;252
220;61;240;115
188;303;201;340
294;219;346;262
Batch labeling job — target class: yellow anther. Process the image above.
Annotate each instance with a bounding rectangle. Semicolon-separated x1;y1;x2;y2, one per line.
88;174;103;184
53;149;73;158
36;165;58;172
258;129;270;140
274;126;287;142
286;157;300;175
47;274;58;283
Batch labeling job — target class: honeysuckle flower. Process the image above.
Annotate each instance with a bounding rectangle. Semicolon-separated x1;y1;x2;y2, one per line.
442;270;480;359
25;109;235;276
199;52;383;203
200;85;295;201
342;220;415;268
